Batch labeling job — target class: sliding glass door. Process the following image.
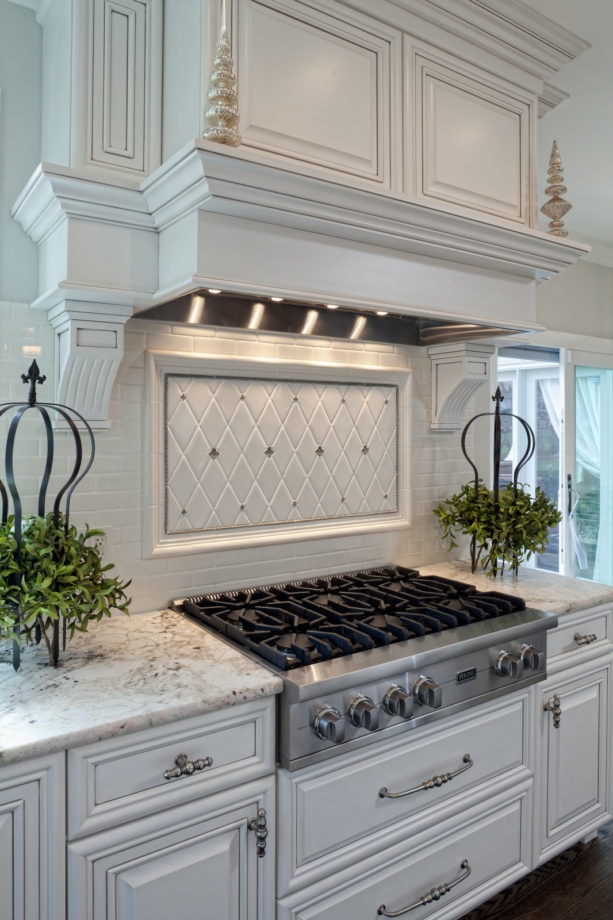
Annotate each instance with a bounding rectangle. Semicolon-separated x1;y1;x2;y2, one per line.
563;351;613;584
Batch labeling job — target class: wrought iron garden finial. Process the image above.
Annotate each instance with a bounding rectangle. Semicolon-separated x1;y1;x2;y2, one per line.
21;359;46;406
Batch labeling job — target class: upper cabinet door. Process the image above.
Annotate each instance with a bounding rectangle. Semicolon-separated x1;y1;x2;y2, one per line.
412;48;533;224
236;0;401;185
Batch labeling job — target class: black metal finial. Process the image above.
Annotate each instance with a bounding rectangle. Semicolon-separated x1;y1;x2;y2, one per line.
21;360;46;406
492;386;504;407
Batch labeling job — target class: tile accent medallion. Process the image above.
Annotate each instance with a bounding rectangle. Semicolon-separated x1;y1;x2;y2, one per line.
146;351;410;556
165;375;398;532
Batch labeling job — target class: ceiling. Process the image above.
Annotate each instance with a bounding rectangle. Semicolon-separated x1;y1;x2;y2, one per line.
522;0;613;264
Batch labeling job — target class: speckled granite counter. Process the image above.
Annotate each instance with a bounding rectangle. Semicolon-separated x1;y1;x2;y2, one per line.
0;608;282;767
418;560;613;614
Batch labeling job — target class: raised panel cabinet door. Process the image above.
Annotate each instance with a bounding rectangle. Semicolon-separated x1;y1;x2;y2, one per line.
0;754;65;920
68;778;275;920
539;661;611;859
414;51;532;223
237;0;399;183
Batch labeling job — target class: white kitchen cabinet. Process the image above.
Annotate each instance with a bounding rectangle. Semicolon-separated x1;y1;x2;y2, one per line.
534;604;613;864
68;776;275;920
65;698;276;920
0;752;65;920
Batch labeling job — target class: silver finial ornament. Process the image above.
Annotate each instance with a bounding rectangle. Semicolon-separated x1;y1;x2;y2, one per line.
540;140;572;238
203;2;241;147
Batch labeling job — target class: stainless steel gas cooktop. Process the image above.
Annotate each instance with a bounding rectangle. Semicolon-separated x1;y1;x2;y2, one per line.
173;566;557;769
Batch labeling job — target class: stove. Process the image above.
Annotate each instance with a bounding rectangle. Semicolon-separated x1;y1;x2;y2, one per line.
173;565;557;769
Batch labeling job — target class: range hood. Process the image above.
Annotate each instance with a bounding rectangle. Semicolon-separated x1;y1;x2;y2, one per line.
12;141;589;429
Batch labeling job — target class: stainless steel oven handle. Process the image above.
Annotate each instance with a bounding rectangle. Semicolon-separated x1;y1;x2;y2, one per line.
377;859;471;916
378;753;473;799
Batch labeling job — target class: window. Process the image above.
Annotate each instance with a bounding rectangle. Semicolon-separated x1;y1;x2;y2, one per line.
497;348;561;572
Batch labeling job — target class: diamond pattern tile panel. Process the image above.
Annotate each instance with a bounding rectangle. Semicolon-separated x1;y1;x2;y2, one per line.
165;375;398;534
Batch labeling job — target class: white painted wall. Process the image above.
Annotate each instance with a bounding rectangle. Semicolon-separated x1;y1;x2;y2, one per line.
0;1;41;304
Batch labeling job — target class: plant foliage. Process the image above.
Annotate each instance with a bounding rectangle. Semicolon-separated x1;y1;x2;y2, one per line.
433;480;562;577
0;512;131;663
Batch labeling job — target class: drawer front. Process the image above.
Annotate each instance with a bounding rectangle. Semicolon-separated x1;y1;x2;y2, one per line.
278;694;529;894
67;698;275;839
278;786;531;920
548;605;612;662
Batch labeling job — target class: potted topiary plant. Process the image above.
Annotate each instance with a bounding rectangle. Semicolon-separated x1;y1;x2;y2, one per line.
433;479;561;577
0;511;131;666
1;360;130;668
433;387;562;577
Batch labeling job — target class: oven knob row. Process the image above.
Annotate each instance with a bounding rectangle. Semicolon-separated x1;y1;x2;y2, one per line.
313;677;443;743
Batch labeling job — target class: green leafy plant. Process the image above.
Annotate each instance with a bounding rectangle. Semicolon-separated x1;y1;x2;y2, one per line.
0;512;131;665
433;480;562;577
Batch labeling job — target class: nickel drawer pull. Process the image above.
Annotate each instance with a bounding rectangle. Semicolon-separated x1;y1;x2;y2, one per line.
163;752;213;780
574;631;598;646
377;859;471;916
378;754;473;799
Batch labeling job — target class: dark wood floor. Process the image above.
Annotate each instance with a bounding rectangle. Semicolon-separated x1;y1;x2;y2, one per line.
458;821;613;920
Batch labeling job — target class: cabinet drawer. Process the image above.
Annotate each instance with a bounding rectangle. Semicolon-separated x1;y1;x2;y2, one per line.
548;605;612;662
278;786;531;920
67;698;275;839
278;694;529;894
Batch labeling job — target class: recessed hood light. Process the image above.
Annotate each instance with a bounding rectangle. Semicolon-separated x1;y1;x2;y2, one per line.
133;291;523;347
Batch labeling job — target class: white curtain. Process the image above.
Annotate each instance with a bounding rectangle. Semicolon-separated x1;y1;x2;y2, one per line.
539;378;561;440
574;370;613;585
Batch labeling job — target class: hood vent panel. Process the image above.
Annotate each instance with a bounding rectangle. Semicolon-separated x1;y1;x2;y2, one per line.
134;290;521;348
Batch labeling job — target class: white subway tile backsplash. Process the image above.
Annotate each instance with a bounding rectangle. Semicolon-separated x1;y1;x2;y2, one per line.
1;301;471;614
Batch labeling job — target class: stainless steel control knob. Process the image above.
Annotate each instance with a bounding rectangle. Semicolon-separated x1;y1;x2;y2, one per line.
520;643;544;670
348;695;380;730
495;651;524;678
413;675;443;709
383;684;413;719
313;706;345;743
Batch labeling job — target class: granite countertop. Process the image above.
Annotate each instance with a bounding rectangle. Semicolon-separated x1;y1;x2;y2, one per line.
0;608;282;767
417;560;613;614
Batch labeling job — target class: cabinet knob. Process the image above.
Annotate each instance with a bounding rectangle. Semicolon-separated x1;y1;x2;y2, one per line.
413;675;443;709
574;632;598;647
163;753;213;780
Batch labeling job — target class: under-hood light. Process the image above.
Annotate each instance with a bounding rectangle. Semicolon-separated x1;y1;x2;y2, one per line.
349;315;367;340
188;293;206;324
248;301;266;330
301;309;319;336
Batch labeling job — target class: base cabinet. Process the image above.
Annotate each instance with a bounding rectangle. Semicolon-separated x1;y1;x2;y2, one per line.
535;604;613;864
68;777;274;920
0;753;65;920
